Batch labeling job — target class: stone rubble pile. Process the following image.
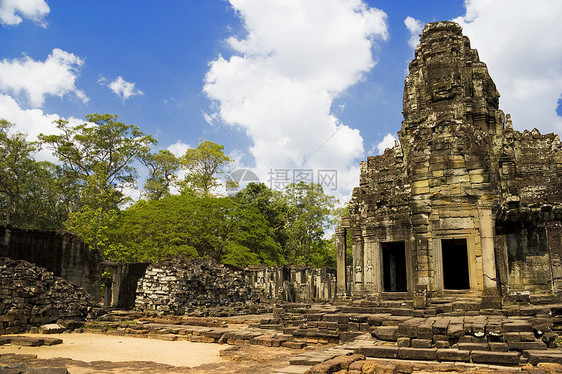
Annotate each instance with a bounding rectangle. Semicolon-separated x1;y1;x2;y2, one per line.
135;257;263;315
0;257;95;334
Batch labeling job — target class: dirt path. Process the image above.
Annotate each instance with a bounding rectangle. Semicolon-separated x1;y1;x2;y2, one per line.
0;332;224;367
0;332;319;373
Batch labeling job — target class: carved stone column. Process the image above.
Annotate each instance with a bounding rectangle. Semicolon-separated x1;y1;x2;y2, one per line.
479;207;501;308
351;228;364;296
335;227;348;297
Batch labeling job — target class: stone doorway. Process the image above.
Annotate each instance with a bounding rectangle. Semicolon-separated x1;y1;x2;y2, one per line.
441;238;470;290
382;242;407;292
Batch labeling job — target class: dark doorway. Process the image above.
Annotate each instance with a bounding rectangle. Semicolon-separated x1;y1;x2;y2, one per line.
441;238;470;290
382;242;407;292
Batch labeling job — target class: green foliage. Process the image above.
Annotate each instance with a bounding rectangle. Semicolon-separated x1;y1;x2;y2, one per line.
111;194;282;265
39;113;157;210
0;120;41;225
235;182;288;250
65;206;128;261
282;182;337;266
140;149;180;200
179;140;235;196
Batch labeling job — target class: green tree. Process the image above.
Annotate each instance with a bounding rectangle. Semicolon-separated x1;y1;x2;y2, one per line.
282;182;337;266
10;161;77;230
235;182;289;254
111;194;281;266
140;149;180;200
0;119;40;225
39;113;156;259
39;113;157;209
179;140;235;196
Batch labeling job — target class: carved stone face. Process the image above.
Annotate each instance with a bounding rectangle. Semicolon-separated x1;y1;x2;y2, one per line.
428;63;460;102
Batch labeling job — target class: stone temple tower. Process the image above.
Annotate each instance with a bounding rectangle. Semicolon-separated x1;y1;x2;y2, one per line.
337;21;562;307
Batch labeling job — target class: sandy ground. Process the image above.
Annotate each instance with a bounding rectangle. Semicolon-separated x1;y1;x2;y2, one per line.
0;332;223;367
0;332;314;373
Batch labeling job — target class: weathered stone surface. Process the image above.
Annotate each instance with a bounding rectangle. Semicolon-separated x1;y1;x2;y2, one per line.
436;348;470;362
343;19;562;303
0;257;95;334
357;346;398;359
398;347;437;361
470;350;520;365
371;326;398;341
135;257;263;316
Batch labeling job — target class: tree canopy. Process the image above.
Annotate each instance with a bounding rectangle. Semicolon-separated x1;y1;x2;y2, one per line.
1;115;342;268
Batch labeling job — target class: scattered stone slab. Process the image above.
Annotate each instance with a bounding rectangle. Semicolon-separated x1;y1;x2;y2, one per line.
357;346;398;359
398;347;437;361
39;324;66;334
436;348;470;362
470;350;520;365
371;326;398;341
527;350;562;365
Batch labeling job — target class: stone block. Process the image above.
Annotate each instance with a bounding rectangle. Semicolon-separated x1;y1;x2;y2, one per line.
397;337;411;347
447;323;464;339
504;332;521;342
39;324;66;334
436;348;470;362
527;351;562;365
435;340;450;348
417;323;433;339
503;322;533;332
507;341;547;350
412;339;432;348
282;341;306;349
488;342;509;352
457;342;489;351
520;331;536;342
10;336;44;346
398;347;437;361
371;326;398;341
432;320;449;335
357;346;398;358
470;350;520;365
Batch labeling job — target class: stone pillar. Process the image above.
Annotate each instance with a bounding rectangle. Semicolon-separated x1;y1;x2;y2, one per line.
111;265;122;308
479;207;501;308
363;235;374;295
335;227;348;297
363;233;381;296
351;229;364;296
546;222;562;295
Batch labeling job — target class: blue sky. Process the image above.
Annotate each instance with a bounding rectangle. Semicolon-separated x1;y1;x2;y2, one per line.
1;0;562;201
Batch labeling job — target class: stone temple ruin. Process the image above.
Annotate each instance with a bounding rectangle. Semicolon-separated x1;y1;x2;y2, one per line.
336;21;562;308
5;20;562;373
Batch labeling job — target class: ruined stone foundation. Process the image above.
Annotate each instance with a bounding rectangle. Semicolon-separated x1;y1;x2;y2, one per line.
339;21;562;306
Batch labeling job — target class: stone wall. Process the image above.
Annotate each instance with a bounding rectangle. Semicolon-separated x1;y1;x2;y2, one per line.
0;226;102;300
0;257;95;334
247;265;336;302
135;257;262;315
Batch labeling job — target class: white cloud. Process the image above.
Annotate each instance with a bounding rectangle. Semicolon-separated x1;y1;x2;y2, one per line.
204;0;388;199
404;16;423;49
0;48;87;107
166;141;190;157
453;0;562;133
0;0;49;26
99;76;144;100
0;93;82;161
371;133;397;155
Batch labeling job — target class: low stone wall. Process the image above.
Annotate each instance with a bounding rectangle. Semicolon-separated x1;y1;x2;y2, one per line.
0;257;96;334
135;258;262;315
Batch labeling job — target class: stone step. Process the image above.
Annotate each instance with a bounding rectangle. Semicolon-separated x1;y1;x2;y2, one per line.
470;350;521;365
527;350;562;365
